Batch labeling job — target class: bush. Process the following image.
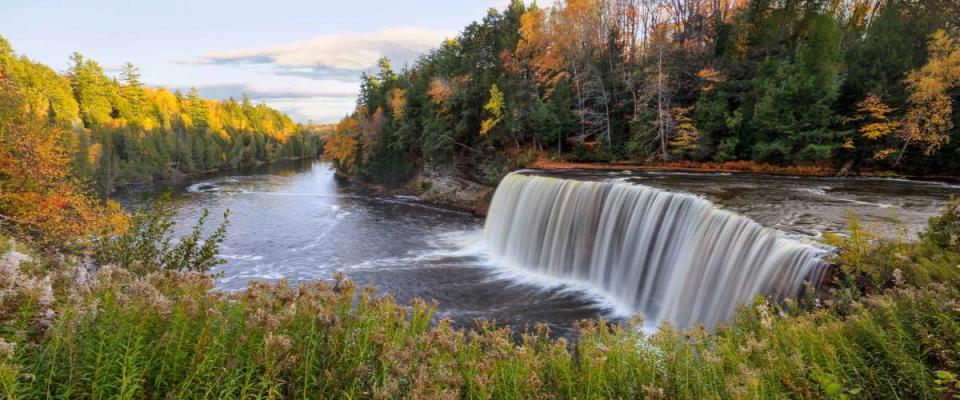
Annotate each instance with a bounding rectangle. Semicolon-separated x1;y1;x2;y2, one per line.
93;194;229;276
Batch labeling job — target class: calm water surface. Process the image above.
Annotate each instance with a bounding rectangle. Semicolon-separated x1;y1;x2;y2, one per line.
117;160;960;336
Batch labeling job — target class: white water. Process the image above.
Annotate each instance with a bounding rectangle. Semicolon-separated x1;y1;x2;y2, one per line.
484;172;827;328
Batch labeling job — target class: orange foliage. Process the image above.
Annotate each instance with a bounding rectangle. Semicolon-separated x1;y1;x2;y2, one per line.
323;115;359;174
388;88;407;119
518;7;570;93
902;30;960;156
0;77;127;246
427;77;453;105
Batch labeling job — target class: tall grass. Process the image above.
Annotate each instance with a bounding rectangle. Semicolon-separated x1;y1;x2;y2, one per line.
2;269;955;399
0;200;957;398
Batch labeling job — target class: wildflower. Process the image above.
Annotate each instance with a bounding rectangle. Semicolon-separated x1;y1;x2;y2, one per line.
755;298;773;328
642;385;665;399
0;250;31;278
892;268;904;286
128;279;172;315
702;350;722;365
0;338;15;360
264;333;292;355
37;308;56;328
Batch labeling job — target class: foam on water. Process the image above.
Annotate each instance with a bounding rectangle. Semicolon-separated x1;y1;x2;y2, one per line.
219;254;265;261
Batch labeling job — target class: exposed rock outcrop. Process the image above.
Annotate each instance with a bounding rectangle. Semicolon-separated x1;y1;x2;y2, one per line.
409;165;494;216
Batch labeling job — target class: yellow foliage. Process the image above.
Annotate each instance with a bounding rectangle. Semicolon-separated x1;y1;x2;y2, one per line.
697;68;724;92
88;142;102;166
873;148;896;160
851;94;900;140
150;88;181;130
323;115;359;174
902;30;960;155
480;84;504;136
841;137;855;150
389;88;407;119
669;106;700;155
445;37;459;49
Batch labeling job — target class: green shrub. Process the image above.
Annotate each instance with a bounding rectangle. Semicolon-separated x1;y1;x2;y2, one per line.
93;194;229;276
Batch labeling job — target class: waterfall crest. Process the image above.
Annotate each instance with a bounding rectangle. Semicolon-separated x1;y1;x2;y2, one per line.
484;172;826;328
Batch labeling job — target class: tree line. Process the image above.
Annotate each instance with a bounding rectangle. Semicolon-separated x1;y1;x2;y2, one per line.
0;37;324;196
326;0;959;186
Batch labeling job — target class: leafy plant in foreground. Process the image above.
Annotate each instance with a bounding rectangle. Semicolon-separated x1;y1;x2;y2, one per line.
93;194;228;275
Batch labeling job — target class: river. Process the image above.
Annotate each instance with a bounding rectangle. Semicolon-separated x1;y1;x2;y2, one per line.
117;159;959;336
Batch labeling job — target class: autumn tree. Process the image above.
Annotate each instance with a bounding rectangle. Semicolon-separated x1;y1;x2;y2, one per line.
480;84;505;136
323;115;359;174
849;94;901;161
0;76;126;246
669;106;701;157
897;30;960;165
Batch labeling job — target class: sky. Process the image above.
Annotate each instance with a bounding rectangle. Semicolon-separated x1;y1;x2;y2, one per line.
1;0;510;123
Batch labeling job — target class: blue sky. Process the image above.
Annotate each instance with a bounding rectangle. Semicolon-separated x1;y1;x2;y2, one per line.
1;0;509;122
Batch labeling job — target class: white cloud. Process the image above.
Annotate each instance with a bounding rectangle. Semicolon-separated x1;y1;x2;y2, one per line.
192;27;453;80
180;83;355;101
172;26;459;121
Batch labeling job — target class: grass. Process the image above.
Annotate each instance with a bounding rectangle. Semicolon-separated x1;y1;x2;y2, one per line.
0;201;958;399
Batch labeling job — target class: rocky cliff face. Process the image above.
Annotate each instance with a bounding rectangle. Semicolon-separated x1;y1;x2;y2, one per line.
409;166;494;216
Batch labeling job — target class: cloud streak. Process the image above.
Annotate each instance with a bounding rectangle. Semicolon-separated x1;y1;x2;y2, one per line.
183;83;356;102
190;27;452;81
157;83;358;123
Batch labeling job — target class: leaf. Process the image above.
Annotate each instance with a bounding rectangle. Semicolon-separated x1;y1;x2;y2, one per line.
825;382;843;396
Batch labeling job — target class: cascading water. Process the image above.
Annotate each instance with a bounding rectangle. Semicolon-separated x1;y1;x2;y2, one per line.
484;172;827;329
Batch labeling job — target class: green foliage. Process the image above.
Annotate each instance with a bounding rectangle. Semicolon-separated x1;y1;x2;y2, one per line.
329;0;959;186
934;370;960;398
93;195;229;276
0;36;324;194
923;197;960;250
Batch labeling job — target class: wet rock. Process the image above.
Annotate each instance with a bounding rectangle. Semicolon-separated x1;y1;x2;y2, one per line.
412;166;494;216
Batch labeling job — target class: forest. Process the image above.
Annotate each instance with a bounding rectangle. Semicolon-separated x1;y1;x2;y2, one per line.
0;36;324;196
325;0;960;187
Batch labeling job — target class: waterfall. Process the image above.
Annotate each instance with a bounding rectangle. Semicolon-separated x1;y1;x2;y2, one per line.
484;172;827;328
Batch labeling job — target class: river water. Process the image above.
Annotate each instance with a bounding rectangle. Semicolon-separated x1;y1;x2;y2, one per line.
117;160;959;336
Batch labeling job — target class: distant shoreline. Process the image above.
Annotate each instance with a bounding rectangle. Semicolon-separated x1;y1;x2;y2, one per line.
530;158;960;182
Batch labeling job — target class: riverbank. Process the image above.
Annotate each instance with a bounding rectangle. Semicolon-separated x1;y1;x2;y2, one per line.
336;165;494;216
335;155;960;218
530;158;960;181
108;155;323;194
532;159;837;175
